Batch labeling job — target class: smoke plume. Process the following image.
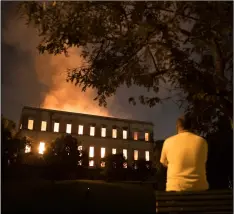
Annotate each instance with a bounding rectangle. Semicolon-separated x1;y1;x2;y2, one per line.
3;6;117;117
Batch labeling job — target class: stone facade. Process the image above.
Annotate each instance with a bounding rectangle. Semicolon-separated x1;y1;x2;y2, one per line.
19;106;154;167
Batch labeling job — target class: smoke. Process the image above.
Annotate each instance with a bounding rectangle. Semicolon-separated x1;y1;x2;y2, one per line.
3;5;119;117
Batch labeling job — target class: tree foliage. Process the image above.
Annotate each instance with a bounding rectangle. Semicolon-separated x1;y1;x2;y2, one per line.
19;2;233;135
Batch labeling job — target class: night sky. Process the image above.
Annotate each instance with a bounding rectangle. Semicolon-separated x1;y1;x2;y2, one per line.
1;2;183;140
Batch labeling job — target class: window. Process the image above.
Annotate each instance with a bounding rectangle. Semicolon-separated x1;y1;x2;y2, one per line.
123;130;127;139
78;160;82;166
66;124;72;134
112;129;117;138
54;122;59;132
28;119;34;130
20;124;22;130
133;132;138;140
101;147;106;158
123;162;127;168
101;161;105;168
145;151;150;161
112;148;117;155
101;127;106;137
89;146;94;158
123;149;127;159
145;132;149;141
89;160;94;167
38;142;45;154
78;125;83;135
134;150;138;161
90;126;95;136
78;146;82;157
25;145;31;153
41;121;47;131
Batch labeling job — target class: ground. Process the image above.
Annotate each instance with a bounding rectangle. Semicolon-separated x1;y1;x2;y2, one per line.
3;179;156;214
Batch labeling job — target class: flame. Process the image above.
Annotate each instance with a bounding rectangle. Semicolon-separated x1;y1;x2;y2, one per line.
35;47;111;116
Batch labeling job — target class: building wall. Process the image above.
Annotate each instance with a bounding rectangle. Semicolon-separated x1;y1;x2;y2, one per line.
20;106;154;167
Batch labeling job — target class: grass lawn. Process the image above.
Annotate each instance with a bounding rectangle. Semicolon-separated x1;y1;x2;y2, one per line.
3;179;156;214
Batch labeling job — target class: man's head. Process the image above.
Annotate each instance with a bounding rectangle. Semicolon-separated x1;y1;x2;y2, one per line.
176;114;193;133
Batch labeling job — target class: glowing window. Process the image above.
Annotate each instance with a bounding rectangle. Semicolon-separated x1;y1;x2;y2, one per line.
89;146;94;158
112;148;117;155
145;132;149;141
38;142;45;154
89;160;94;167
133;132;138;140
123;149;127;159
90;126;95;136
101;161;105;168
145;151;150;161
25;145;31;153
134;150;138;161
28;119;34;130
41;121;47;131
54;122;59;132
101;147;106;158
112;129;117;138
20;124;22;130
101;127;106;137
123;130;127;139
78;160;82;166
66;124;72;134
78;125;83;135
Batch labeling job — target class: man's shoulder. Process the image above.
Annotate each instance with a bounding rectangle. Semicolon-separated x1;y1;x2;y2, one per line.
189;132;207;142
164;134;179;143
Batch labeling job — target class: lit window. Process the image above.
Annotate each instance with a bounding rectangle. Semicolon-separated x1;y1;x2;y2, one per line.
28;119;34;130
145;132;149;141
123;162;127;168
89;146;94;158
41;121;47;131
101;161;105;167
112;148;117;155
20;124;22;130
54;122;59;132
78;160;82;166
101;127;106;137
123;149;127;159
90;126;95;136
38;142;45;154
89;160;94;167
112;129;117;138
123;130;127;139
78;146;82;156
133;132;138;140
134;150;138;161
25;145;31;153
145;151;150;161
78;125;83;135
66;124;72;134
101;147;105;158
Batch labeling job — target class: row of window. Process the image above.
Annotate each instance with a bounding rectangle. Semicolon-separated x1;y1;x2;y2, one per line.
26;119;150;141
86;146;150;161
26;142;150;167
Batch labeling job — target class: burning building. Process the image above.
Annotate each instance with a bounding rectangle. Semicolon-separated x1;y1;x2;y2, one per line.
19;106;154;167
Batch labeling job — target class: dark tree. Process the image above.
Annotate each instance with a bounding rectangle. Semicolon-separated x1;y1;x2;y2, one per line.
19;2;233;135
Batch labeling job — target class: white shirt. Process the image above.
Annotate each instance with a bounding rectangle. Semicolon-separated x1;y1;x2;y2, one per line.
160;131;209;191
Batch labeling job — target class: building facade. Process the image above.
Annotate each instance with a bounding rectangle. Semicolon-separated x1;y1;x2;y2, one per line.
19;106;154;168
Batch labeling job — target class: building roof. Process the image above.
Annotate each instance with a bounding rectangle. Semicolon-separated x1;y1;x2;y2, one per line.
22;106;154;126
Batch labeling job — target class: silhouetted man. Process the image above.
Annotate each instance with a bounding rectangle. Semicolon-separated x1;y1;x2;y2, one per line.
160;115;209;191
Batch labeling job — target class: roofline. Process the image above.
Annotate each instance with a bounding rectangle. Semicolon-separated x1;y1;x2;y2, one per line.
22;106;154;126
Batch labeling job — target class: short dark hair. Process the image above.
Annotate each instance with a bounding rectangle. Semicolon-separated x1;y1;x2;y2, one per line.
176;114;193;130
